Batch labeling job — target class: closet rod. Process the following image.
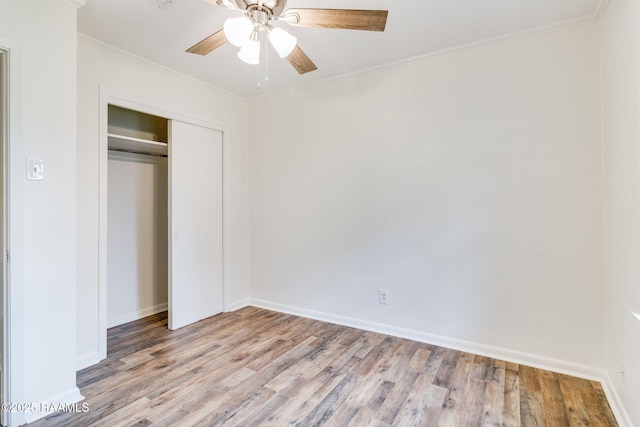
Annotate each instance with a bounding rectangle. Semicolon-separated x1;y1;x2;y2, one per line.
108;147;168;158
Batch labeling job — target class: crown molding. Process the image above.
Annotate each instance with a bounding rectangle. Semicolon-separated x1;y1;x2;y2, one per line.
253;15;598;101
64;0;86;8
77;33;246;101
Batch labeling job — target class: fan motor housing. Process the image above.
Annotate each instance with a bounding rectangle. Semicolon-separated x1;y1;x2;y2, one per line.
235;0;286;16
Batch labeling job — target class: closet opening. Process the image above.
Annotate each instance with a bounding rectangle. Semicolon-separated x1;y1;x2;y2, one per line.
106;105;169;329
101;101;224;355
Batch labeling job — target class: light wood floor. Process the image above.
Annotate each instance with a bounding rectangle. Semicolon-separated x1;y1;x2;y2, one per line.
28;307;617;426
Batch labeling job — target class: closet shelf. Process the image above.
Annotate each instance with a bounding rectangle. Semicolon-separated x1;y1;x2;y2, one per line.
108;133;168;156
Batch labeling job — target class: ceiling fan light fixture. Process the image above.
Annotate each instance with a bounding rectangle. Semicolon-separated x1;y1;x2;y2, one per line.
237;32;261;64
224;16;253;47
267;26;297;58
188;1;389;76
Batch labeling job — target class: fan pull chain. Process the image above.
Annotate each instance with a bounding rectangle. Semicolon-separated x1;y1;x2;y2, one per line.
265;41;269;83
257;37;262;89
257;35;269;89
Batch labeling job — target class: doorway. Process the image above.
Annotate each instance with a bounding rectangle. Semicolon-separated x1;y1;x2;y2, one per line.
0;48;8;427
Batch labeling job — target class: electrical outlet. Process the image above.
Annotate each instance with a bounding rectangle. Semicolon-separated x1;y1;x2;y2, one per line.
379;289;389;305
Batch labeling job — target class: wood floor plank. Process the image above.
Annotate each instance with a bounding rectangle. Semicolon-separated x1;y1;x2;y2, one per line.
503;361;522;426
257;376;340;426
367;380;395;411
433;347;463;388
482;371;505;426
506;361;520;372
228;392;290;427
26;308;619;427
310;349;361;386
460;377;488;425
408;347;433;373
540;369;571;426
375;370;420;424
394;372;448;426
435;352;475;426
519;364;543;392
353;331;387;359
422;346;446;383
89;397;151;427
589;382;620;427
264;328;351;392
381;340;420;382
353;336;401;376
559;375;593;426
299;373;359;426
520;389;547;427
347;407;390;427
211;385;277;426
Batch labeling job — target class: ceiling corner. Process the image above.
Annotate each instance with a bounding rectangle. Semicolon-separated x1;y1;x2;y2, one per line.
64;0;86;9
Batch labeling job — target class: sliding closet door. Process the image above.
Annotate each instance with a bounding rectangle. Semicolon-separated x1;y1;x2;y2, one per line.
168;120;223;330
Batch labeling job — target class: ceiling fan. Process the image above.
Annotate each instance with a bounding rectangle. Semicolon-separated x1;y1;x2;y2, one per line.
186;0;389;74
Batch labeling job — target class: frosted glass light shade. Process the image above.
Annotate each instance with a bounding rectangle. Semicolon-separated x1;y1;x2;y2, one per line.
238;38;260;65
224;16;253;47
268;27;297;58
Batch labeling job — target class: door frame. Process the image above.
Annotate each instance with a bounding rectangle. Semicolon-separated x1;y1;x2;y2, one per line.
97;88;231;361
0;40;25;427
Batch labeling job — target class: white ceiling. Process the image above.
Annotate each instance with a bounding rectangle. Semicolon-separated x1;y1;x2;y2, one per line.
78;0;603;99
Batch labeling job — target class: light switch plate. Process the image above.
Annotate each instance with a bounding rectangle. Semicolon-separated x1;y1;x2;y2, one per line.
27;159;44;181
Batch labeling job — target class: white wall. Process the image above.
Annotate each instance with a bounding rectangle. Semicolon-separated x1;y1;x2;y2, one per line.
249;23;605;373
1;0;629;425
76;36;250;366
601;0;640;425
107;152;168;327
0;0;83;424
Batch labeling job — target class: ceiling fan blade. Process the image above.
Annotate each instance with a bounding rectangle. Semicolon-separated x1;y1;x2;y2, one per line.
287;45;318;74
284;9;388;32
186;29;227;55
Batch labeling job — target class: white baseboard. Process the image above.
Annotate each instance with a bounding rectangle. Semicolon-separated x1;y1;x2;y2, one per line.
227;298;250;312
250;298;605;381
602;372;634;427
107;302;168;328
76;351;104;371
23;386;85;424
